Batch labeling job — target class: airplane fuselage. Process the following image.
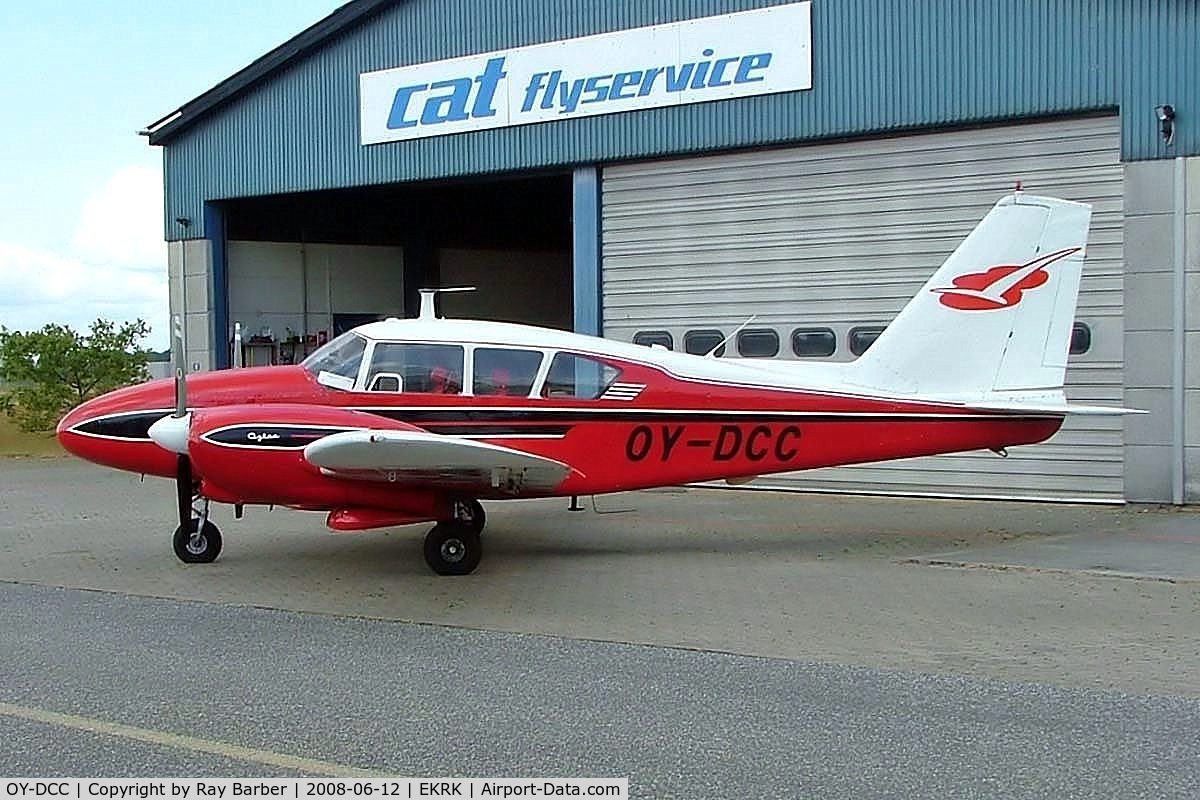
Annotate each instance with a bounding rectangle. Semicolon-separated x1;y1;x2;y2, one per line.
58;318;1063;531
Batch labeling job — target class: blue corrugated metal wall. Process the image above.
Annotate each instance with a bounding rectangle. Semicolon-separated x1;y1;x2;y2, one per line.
160;0;1198;240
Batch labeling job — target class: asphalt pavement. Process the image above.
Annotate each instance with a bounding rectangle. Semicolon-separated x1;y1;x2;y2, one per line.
3;460;1199;695
1;583;1197;798
2;458;1200;793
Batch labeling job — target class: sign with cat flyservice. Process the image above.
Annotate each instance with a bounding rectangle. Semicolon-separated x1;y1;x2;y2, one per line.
358;2;813;144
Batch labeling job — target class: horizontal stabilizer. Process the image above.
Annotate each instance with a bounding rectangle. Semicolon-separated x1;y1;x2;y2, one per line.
965;401;1145;416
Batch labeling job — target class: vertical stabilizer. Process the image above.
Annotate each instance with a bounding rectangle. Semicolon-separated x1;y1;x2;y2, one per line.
845;194;1092;401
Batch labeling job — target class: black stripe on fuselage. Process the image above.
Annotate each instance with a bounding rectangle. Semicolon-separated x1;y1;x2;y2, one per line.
74;412;164;440
417;424;573;437
357;408;1051;425
202;426;357;450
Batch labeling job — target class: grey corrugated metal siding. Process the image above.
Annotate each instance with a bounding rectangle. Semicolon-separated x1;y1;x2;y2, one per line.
161;0;1195;240
601;115;1124;502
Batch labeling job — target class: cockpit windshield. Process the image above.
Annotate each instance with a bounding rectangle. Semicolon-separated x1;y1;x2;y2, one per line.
301;332;367;389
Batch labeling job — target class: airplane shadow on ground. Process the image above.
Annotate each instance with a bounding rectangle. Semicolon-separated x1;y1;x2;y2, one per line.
206;519;927;579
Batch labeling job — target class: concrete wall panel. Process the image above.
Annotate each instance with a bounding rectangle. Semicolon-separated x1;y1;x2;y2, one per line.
1189;159;1200;214
1124;159;1178;215
1123;389;1175;447
1188;446;1200;501
1123;331;1172;389
1123;215;1175;273
1124;272;1174;332
1124;444;1174;503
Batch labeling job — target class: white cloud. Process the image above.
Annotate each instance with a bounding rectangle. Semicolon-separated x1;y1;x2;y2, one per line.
0;163;170;350
0;242;169;349
73;163;168;271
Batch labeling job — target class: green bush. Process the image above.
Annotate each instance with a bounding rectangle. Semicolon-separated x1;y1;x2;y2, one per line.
0;319;151;433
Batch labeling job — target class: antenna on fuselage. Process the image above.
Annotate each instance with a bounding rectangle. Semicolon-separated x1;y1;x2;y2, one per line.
417;286;477;320
706;315;758;358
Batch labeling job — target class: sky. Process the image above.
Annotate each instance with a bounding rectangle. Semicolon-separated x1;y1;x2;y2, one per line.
0;0;346;349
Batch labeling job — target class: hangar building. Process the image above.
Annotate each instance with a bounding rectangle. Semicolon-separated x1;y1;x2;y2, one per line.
145;0;1199;504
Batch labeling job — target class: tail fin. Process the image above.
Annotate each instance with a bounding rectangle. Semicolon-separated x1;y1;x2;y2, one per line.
845;193;1092;401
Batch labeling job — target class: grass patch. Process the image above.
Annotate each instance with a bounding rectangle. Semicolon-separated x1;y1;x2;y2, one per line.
0;414;63;457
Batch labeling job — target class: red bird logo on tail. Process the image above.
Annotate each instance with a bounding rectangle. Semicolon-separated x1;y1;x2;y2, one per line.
932;247;1081;311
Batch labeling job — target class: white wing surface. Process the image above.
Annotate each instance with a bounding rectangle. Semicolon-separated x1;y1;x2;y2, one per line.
303;429;578;495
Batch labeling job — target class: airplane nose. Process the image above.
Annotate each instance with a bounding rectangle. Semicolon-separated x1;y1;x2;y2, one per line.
56;394;105;446
54;379;185;478
148;413;192;454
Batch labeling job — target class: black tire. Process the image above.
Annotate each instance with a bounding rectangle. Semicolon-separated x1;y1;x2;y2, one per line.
423;524;482;576
172;519;222;564
452;498;486;536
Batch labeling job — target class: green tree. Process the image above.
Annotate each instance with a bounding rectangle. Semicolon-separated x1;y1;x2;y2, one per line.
0;319;152;432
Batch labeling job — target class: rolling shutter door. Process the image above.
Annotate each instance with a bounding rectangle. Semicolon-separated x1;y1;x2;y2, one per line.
601;116;1124;502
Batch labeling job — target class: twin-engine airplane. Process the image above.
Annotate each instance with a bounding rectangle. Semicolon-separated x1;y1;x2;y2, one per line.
58;194;1131;575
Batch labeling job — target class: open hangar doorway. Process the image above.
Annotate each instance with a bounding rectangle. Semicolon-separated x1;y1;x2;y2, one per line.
219;172;574;366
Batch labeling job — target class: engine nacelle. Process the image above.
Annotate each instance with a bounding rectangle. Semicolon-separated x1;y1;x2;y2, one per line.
186;403;442;516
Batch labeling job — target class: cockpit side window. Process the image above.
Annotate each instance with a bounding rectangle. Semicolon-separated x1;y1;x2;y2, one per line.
302;332;367;390
473;348;543;397
542;353;622;400
367;343;464;394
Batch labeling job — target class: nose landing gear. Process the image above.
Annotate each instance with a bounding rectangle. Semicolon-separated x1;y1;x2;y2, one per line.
172;497;223;564
173;518;222;563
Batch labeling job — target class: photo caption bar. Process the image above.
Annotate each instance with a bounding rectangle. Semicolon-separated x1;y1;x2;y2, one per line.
0;780;628;800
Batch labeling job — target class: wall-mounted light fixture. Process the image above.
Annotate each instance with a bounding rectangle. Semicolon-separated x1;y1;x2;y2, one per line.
1155;104;1176;146
174;216;191;228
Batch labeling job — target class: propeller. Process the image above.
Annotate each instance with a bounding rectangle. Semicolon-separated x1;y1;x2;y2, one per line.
175;452;193;530
173;314;187;418
147;316;194;530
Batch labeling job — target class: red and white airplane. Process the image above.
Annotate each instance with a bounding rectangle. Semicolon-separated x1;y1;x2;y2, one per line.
57;193;1129;575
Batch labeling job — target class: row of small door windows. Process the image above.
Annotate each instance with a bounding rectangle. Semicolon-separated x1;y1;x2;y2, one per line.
632;323;1093;358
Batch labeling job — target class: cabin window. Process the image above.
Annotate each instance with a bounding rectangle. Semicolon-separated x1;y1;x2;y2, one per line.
473;348;543;397
302;332;367;390
684;329;726;357
633;331;674;350
542;353;622;400
791;328;837;358
366;343;464;394
848;326;886;357
737;329;780;358
1070;322;1092;355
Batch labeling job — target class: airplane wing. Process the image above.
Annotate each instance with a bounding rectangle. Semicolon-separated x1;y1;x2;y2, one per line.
303;429;579;495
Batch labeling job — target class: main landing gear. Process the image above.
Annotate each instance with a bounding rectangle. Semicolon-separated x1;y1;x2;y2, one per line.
172;497;223;564
423;498;486;575
168;496;485;574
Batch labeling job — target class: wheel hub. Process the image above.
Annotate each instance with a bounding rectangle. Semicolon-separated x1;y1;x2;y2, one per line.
186;534;207;555
440;538;466;563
